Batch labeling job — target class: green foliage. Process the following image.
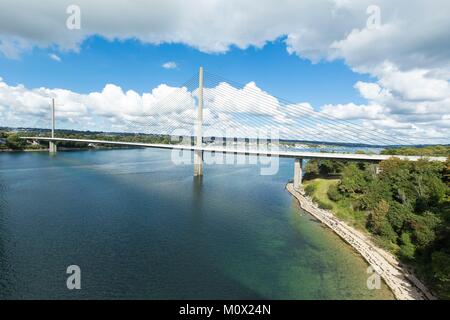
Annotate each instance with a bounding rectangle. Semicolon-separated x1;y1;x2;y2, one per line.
312;196;333;210
318;159;346;175
444;157;450;185
304;151;450;298
379;220;398;243
338;163;369;195
379;159;415;205
0;129;179;151
304;159;347;177
381;145;450;157
367;200;390;234
431;251;450;298
5;133;26;149
327;184;342;202
386;201;410;233
359;179;392;210
399;233;415;260
304;184;316;196
408;212;440;250
304;160;319;177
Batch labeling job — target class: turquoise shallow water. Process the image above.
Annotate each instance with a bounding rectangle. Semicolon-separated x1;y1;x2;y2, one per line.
0;149;393;299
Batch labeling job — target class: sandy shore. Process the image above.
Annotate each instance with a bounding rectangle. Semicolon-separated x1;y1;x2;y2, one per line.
286;183;436;300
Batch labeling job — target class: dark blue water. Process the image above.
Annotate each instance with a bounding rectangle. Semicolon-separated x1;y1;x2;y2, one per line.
0;149;393;299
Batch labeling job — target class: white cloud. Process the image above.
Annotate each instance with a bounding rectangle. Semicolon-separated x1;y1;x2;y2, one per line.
0;77;192;132
321;103;385;120
162;61;177;69
0;37;30;59
318;62;450;144
1;75;448;144
354;82;384;101
201;81;280;115
373;62;450;102
49;53;61;62
0;1;446;69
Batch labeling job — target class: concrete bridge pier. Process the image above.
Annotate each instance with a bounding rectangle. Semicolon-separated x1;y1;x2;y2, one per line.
49;141;57;153
294;158;303;191
194;150;203;176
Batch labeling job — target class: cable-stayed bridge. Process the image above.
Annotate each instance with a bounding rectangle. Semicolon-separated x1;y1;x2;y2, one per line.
21;67;448;189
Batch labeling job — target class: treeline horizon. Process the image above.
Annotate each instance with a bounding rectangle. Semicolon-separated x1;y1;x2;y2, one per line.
1;127;449;151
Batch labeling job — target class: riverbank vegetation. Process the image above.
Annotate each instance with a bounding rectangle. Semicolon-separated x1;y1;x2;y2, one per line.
303;148;450;299
382;145;450;157
0;129;178;151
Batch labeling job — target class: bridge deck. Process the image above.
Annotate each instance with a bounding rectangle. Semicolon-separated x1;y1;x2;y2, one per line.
21;137;447;162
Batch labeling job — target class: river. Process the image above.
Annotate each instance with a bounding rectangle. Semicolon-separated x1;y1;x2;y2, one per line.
0;148;393;299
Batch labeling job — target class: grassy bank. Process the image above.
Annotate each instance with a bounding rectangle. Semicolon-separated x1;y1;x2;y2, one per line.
302;155;450;299
303;178;368;231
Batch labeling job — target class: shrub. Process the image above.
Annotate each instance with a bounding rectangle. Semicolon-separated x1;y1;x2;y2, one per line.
313;196;333;210
431;251;450;298
304;184;316;196
379;220;398;243
304;160;320;176
6;133;25;150
339;163;369;194
399;232;415;260
409;211;440;249
387;201;411;233
327;184;342;201
367;200;390;234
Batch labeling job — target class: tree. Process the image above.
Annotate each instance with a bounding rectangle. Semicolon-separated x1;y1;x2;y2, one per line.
360;179;392;210
387;201;411;233
399;232;415;260
318;159;346;175
304;160;319;177
444;157;450;186
327;184;342;201
339;163;369;195
379;159;414;205
379;220;398;243
431;251;450;299
305;154;450;298
6;133;25;150
411;160;446;212
409;211;440;250
367;199;390;235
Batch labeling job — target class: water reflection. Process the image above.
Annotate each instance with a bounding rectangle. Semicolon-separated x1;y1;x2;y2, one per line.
0;150;394;299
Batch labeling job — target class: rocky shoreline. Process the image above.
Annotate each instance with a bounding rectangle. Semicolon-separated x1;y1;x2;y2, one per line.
286;182;436;300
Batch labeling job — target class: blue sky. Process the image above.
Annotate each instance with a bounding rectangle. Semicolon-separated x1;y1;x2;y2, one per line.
0;36;371;107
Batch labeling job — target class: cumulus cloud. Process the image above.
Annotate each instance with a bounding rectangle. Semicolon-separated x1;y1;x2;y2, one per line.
162;61;177;69
201;81;280;115
0;77;192;132
49;53;61;62
321;103;385;120
319;62;450;144
1;75;448;144
373;63;450;102
0;1;447;69
0;77;284;137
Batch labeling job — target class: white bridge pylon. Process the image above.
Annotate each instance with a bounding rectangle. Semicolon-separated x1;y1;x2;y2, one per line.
194;66;204;176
